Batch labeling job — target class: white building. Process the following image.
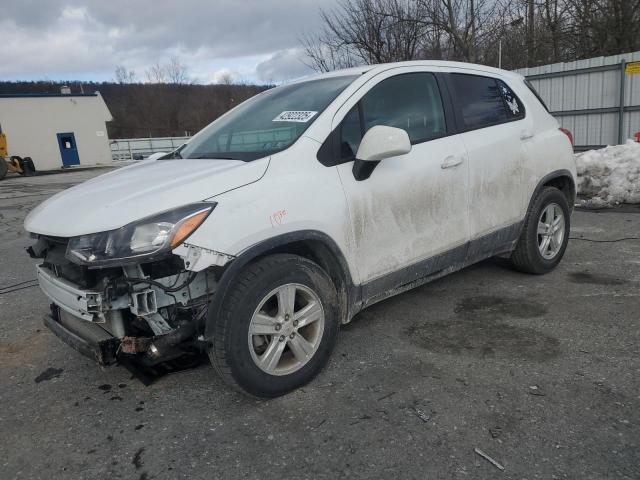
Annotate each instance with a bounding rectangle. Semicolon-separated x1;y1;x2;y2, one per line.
0;92;113;171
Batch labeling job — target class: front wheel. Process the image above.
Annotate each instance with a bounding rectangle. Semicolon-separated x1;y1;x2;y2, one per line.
208;254;340;397
511;186;570;274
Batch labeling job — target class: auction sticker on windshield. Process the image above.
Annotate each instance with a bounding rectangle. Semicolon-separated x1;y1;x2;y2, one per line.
273;111;318;122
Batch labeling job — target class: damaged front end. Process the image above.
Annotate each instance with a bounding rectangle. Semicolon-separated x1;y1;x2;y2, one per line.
28;208;223;376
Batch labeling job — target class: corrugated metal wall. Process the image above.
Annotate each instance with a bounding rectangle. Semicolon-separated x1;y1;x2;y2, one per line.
516;51;640;149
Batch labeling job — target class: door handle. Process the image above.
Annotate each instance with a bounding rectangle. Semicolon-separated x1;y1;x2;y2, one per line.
520;130;534;140
441;155;463;169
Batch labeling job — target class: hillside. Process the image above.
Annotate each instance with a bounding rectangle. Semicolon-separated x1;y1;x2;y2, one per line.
0;81;270;139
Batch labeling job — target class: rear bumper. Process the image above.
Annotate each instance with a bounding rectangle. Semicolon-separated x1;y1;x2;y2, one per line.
44;308;120;366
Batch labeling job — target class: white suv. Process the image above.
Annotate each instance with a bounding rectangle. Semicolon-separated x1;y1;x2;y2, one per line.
25;61;576;396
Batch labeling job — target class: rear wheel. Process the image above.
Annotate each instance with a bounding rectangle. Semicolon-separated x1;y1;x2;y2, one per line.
511;187;570;274
208;254;340;397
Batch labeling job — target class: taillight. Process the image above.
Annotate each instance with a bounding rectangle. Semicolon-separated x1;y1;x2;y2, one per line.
559;128;573;147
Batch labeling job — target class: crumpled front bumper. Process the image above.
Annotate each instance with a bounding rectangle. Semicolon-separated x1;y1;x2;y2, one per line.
44;306;120;366
36;264;104;322
36;258;213;373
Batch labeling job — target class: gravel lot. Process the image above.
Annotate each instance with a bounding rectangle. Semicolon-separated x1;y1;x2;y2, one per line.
1;169;639;480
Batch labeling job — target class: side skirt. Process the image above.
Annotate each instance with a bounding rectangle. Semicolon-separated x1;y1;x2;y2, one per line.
357;222;521;312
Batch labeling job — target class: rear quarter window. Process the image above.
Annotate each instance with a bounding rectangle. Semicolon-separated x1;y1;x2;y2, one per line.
450;74;506;130
498;80;525;119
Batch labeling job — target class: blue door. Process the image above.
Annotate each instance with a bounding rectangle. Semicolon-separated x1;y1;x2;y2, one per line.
57;132;80;166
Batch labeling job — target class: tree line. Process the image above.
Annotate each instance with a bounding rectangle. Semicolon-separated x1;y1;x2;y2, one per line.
303;0;640;72
115;56;191;84
0;81;268;139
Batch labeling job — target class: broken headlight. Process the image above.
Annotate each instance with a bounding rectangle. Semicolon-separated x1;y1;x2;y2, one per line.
66;203;215;266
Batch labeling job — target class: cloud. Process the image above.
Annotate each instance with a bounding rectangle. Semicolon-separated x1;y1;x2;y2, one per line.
255;48;313;83
0;0;337;82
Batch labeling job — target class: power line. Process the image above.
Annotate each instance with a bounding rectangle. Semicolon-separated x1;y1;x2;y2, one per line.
569;236;640;243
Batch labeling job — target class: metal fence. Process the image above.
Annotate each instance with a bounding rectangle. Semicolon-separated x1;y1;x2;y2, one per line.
516;51;640;151
110;136;190;161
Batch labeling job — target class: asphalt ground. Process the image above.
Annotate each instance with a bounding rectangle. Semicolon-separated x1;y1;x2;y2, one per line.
1;169;639;479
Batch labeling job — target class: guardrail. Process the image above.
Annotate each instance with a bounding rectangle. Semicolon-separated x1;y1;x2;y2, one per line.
110;136;190;161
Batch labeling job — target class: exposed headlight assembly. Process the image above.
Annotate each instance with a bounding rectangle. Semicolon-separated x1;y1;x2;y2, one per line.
66;203;215;266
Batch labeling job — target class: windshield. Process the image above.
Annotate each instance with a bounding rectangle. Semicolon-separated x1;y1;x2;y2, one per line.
180;75;358;161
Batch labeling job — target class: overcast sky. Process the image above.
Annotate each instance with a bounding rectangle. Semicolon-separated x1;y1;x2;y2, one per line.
0;0;338;84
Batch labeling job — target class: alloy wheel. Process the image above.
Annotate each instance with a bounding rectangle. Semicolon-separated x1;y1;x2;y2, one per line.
248;283;325;376
537;203;565;260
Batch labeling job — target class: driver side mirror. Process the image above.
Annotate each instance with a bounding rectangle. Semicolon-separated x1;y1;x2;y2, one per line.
353;126;411;181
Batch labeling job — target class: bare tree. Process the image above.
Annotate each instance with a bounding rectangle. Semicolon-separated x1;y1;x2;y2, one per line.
537;0;570;63
144;57;191;84
566;0;640;58
302;0;431;72
217;71;235;85
301;35;359;73
145;61;167;83
303;0;639;72
303;0;509;72
115;65;136;83
418;0;510;63
165;56;190;84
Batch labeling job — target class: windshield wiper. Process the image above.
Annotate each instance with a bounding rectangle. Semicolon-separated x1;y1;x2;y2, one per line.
160;150;182;159
162;143;187;159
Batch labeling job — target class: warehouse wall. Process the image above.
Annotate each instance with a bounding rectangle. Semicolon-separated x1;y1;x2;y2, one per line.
516;51;640;149
0;93;113;171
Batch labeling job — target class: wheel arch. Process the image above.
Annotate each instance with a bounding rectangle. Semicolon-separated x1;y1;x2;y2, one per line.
526;170;576;217
207;231;357;336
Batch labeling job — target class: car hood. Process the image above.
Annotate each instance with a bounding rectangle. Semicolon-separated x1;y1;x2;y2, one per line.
24;157;269;237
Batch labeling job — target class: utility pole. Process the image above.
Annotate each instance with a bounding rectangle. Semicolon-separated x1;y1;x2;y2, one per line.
499;17;524;70
527;0;535;67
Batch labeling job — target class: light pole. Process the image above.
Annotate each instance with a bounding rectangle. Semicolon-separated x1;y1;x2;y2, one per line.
499;17;524;69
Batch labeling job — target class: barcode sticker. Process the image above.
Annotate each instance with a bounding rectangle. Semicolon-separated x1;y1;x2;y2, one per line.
273;111;318;122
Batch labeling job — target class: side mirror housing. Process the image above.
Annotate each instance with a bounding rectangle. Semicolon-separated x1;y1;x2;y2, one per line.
352;125;411;180
355;125;411;162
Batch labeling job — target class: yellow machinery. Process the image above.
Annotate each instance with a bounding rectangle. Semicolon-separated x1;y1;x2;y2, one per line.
0;132;7;157
0;123;35;180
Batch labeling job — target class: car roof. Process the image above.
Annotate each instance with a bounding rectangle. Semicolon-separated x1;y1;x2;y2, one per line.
372;60;522;78
296;60;523;84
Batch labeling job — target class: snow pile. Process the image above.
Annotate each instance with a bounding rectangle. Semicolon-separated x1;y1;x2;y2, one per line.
576;140;640;207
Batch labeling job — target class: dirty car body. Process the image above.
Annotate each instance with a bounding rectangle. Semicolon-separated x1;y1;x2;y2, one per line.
25;61;577;396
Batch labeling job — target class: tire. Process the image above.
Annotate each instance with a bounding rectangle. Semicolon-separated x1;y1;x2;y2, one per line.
0;159;7;180
511;186;570;274
21;157;36;176
208;254;340;397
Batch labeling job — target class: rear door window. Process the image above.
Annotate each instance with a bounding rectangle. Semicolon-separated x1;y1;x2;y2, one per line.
450;74;507;130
